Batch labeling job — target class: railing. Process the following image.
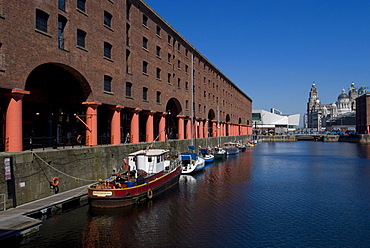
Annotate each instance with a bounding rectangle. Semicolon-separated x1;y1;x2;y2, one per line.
0;193;6;211
23;135;85;151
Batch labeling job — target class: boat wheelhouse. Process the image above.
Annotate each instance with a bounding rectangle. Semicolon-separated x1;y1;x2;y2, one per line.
88;149;181;208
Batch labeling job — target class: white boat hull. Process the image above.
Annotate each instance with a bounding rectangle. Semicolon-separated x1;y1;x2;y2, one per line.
181;157;205;174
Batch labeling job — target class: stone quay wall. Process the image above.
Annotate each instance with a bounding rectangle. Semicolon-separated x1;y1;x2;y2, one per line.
0;135;252;209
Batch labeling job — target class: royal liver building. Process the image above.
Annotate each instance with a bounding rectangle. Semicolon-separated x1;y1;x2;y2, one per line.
306;83;359;131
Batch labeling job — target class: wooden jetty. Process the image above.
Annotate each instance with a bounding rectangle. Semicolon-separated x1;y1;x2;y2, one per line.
0;184;90;242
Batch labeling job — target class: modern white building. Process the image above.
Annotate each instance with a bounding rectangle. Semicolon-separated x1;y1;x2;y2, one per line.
252;109;300;134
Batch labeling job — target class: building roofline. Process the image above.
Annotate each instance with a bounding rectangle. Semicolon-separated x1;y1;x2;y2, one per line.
138;0;252;102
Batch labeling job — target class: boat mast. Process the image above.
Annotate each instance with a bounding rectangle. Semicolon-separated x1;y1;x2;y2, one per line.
217;103;220;145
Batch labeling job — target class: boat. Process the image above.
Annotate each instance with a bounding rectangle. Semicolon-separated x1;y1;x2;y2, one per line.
211;146;226;159
88;148;181;208
246;141;255;147
180;146;205;174
199;148;214;163
223;142;239;155
236;142;247;152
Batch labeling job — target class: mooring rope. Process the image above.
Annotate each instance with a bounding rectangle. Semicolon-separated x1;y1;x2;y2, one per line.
32;152;99;182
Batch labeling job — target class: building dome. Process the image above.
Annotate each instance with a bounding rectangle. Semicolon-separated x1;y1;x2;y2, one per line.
338;89;349;100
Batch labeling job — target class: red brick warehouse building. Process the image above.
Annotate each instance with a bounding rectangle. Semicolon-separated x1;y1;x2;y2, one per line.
0;0;252;152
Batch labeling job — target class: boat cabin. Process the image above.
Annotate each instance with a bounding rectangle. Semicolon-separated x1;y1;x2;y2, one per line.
180;152;197;165
128;149;170;174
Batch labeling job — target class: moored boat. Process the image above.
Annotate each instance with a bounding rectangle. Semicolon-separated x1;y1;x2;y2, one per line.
223;142;239;155
211;146;226;159
88;149;181;208
236;142;247;152
180;146;205;174
199;148;214;163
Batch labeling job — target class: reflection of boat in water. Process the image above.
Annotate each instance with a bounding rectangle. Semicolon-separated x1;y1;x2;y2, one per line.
199;148;214;163
223;142;239;155
88;149;181;208
180;174;197;184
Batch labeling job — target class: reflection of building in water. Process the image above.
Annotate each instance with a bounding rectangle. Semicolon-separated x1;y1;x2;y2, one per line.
305;83;359;132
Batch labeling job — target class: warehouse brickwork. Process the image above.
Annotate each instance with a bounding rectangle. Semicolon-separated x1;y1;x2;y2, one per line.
0;0;252;152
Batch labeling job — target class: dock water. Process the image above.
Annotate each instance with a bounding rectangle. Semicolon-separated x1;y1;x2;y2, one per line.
0;184;90;242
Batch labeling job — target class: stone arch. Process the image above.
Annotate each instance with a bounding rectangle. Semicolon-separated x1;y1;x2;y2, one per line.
23;63;91;148
165;98;182;139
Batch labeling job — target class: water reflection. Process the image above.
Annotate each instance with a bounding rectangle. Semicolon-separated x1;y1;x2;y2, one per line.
19;142;370;247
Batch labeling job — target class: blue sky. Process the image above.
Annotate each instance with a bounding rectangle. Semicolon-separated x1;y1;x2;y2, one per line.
144;0;370;119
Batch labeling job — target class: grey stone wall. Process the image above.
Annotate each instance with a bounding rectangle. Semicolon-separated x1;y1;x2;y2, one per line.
0;135;251;209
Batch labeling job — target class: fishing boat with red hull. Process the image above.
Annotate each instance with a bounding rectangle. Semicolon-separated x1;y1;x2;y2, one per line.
88;149;181;208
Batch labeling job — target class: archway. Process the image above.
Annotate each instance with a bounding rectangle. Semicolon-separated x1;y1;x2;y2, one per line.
23;63;91;148
165;98;182;139
225;114;231;136
208;109;216;137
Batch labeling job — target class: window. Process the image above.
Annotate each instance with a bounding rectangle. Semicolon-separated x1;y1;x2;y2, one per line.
104;42;112;59
185;65;188;73
185;49;188;57
126;49;131;74
58;0;66;11
186;100;189;109
77;29;86;48
185;81;189;90
177;43;181;52
142;37;148;49
126;1;131;20
142;14;148;26
156;46;161;57
198;104;201;113
168;35;171;44
178;78;181;88
156;67;161;79
104;75;112;92
167;73;171;84
177;60;181;69
167;53;171;63
204;91;206;98
104;11;112;28
36;9;49;33
77;0;86;12
143;87;148;101
126;82;132;97
142;61;148;74
156;25;161;36
126;23;130;46
58;15;67;49
156;91;161;104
